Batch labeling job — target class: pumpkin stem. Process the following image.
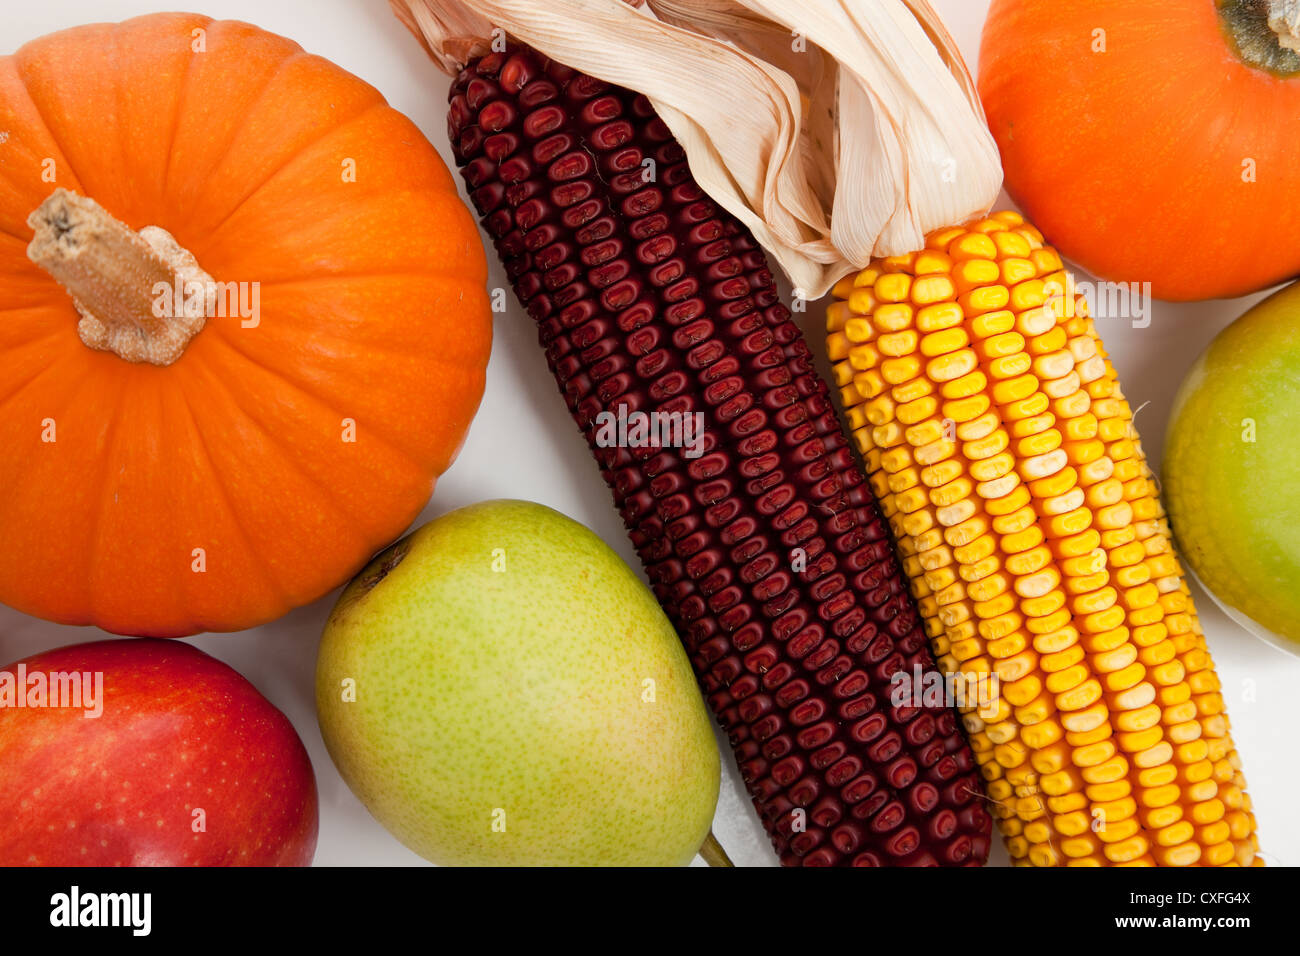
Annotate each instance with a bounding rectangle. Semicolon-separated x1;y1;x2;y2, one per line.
1269;0;1300;51
1220;1;1300;74
26;189;214;366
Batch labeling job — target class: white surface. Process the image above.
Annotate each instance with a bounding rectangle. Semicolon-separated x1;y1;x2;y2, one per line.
0;0;1293;868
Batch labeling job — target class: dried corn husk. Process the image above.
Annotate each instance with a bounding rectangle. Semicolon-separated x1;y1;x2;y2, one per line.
390;0;1001;298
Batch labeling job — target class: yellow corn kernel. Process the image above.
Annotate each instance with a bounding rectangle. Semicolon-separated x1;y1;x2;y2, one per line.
912;274;957;305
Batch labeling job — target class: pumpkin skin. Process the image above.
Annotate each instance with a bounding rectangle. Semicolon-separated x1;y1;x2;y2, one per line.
0;15;491;636
980;0;1300;301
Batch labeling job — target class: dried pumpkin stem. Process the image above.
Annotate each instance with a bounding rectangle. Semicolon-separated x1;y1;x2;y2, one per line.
26;188;213;366
1219;0;1300;73
1269;0;1300;49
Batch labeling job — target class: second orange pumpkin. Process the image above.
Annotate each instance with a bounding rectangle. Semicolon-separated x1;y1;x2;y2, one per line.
980;0;1300;301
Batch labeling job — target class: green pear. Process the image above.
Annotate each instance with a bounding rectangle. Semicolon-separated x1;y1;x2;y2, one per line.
1165;282;1300;647
316;499;720;866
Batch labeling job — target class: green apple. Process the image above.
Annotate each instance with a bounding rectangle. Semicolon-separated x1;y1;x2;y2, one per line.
1164;282;1300;646
316;499;720;865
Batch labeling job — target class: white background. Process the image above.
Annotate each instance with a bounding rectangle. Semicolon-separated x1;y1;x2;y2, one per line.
0;0;1293;868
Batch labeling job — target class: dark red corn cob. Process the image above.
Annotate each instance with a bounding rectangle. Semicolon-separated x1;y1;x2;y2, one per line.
448;45;991;866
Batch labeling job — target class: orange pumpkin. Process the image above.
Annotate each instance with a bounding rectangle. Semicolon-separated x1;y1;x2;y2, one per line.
980;0;1300;301
0;14;491;636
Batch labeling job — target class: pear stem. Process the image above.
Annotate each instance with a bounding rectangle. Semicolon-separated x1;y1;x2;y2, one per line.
698;829;734;867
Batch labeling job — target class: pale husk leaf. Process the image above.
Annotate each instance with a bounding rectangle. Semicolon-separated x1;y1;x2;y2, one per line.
390;0;1001;298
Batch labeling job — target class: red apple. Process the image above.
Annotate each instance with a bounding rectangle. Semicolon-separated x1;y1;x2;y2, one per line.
0;639;317;865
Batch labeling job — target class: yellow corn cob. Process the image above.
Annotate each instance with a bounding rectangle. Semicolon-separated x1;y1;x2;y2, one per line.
827;211;1260;867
